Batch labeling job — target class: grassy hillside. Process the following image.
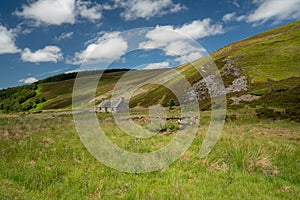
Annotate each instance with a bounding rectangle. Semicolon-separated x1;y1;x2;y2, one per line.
0;70;132;112
129;20;300;114
212;20;300;83
0;21;299;113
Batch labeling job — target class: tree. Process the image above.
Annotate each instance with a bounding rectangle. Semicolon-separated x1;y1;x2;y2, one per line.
169;98;175;110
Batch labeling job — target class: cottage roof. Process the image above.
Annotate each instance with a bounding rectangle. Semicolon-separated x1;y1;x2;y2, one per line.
98;99;122;108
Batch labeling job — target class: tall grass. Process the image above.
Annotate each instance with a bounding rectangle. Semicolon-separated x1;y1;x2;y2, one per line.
0;108;299;199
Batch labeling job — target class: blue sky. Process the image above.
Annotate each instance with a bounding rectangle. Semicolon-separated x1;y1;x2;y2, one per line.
0;0;299;89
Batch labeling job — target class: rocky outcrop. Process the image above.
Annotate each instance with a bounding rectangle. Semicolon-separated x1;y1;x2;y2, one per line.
225;76;248;93
231;94;261;105
183;57;249;103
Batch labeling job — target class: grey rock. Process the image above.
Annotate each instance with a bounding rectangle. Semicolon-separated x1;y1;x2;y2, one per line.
231;94;261;105
183;57;249;103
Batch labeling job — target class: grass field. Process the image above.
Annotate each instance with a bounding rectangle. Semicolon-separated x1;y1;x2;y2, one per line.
1;107;299;199
0;20;299;200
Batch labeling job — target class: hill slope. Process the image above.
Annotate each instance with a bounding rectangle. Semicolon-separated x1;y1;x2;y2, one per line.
212;20;300;83
130;20;300;111
0;20;299;114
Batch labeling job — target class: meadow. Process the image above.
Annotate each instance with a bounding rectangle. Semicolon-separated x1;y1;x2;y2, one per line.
1;107;299;199
0;20;299;199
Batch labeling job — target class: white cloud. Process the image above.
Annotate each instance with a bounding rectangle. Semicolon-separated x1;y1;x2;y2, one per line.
140;19;223;45
164;40;206;63
12;22;33;36
236;15;247;22
225;0;300;24
0;25;20;54
21;46;63;63
113;0;186;20
64;68;87;74
19;77;39;84
144;61;170;70
222;12;236;22
226;0;240;8
102;3;118;10
72;32;128;65
56;32;74;41
139;19;223;63
76;0;102;21
247;0;300;23
222;12;246;22
176;19;223;39
15;0;76;26
15;0;103;26
232;0;240;8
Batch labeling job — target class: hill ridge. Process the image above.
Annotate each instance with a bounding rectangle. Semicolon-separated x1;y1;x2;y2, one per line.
0;20;299;113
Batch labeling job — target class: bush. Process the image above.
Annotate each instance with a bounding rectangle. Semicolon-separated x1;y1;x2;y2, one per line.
256;108;300;122
165;122;179;133
168;98;175;110
0;84;38;112
250;88;270;96
256;108;277;119
225;114;237;122
23;102;34;111
35;97;47;104
284;108;300;122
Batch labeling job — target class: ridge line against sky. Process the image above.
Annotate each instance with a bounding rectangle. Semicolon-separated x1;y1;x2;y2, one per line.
0;0;299;88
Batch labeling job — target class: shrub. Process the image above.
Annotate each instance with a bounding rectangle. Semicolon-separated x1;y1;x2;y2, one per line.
35;97;47;104
256;108;277;119
23;102;34;111
284;108;300;122
250;88;270;96
168;98;175;110
165;122;179;133
225;114;237;122
256;108;300;122
0;84;37;112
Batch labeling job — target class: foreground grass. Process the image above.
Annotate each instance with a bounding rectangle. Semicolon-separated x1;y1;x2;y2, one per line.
0;108;299;199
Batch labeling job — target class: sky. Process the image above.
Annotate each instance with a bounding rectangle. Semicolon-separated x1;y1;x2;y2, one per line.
0;0;299;89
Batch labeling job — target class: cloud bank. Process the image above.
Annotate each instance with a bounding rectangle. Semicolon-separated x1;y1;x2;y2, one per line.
223;0;300;24
0;25;20;54
139;19;223;63
19;77;39;84
247;0;300;23
114;0;186;20
144;61;170;70
71;32;128;65
21;46;63;63
15;0;103;26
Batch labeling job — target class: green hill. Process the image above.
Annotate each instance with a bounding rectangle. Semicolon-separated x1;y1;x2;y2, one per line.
212;20;300;83
0;20;299;117
130;20;300;114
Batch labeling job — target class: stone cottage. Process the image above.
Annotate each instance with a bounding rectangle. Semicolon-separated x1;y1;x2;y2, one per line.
98;97;129;113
